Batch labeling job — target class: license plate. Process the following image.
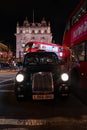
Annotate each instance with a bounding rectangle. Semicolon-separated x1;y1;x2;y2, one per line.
32;94;54;100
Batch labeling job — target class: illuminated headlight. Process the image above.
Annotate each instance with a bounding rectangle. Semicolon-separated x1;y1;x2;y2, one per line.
16;74;24;82
61;73;69;81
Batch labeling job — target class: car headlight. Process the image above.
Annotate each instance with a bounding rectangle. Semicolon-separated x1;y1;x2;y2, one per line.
16;74;24;82
61;73;69;81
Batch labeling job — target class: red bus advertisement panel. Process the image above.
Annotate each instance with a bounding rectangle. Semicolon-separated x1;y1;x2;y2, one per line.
71;14;87;46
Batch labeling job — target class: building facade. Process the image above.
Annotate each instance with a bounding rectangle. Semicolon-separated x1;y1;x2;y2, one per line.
15;17;52;59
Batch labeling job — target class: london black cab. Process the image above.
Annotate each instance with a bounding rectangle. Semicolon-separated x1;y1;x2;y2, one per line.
14;51;70;101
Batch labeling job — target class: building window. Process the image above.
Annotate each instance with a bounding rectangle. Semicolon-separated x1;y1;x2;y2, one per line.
25;29;29;33
23;30;25;33
41;37;45;42
35;30;38;33
41;30;44;33
20;29;22;33
31;37;35;40
32;30;35;33
45;30;47;33
38;30;41;33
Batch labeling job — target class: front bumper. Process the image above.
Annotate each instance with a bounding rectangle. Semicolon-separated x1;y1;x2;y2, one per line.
14;72;70;100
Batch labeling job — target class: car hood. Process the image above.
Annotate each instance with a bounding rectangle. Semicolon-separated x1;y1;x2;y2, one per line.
23;64;60;73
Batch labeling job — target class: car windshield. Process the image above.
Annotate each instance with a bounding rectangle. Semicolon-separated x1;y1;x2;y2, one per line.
24;52;59;65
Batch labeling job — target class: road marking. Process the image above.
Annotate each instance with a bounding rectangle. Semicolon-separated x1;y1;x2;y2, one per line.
2;128;27;130
0;90;14;92
0;78;14;84
0;117;87;126
0;83;14;88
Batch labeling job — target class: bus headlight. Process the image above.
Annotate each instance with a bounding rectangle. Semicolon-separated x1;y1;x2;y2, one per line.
61;73;69;81
16;74;24;82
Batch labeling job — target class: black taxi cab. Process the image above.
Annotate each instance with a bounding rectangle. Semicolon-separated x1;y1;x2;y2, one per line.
14;51;70;101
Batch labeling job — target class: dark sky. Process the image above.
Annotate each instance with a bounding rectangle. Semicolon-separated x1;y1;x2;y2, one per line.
0;0;80;51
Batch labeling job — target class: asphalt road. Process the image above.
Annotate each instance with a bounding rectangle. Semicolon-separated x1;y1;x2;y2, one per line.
0;71;87;130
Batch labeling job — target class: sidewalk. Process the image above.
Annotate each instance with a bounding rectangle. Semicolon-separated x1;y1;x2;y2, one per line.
0;69;19;72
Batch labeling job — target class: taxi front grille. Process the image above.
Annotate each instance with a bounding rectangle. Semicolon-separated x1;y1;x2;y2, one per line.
32;72;54;92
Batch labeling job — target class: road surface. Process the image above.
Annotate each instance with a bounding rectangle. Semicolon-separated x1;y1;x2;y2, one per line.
0;71;87;130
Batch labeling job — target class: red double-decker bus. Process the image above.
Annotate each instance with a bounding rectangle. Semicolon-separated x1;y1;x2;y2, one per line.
23;41;64;59
62;0;87;79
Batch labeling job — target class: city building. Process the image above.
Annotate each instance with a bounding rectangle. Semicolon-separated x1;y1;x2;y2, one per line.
15;17;52;59
0;43;13;63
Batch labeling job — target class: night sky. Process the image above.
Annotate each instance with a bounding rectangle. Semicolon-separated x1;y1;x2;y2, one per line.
0;0;80;52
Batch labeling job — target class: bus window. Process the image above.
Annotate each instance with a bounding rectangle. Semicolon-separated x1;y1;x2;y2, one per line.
72;42;86;62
